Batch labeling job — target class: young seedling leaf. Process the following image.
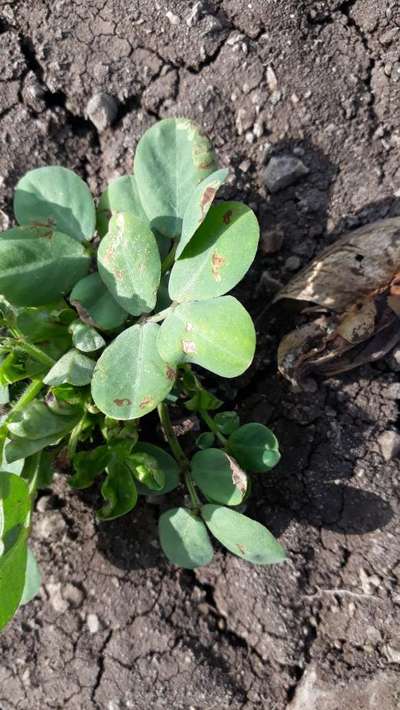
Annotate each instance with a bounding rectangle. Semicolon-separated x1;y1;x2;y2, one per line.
133;443;180;496
92;322;176;420
134;118;218;238
19;547;41;606
214;411;240;435
96;175;148;237
0;226;90;307
129;451;165;491
96;457;138;521
227;423;281;472
5;432;64;463
157;296;256;378
70;320;105;353
0;441;24;475
70;272;127;331
97;212;161;316
0;473;30;629
191;449;247;505
8;401;80;441
176;168;229;258
201;505;287;564
44;349;96;387
159;507;214;568
70;446;110;489
169;202;259;302
14;166;96;242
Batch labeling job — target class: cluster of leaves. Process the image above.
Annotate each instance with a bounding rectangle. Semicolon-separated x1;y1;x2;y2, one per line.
0;118;285;631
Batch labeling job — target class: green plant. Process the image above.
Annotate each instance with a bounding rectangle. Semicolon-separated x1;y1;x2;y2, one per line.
0;118;285;631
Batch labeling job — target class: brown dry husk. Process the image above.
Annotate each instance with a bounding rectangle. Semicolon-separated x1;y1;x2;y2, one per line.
275;217;400;389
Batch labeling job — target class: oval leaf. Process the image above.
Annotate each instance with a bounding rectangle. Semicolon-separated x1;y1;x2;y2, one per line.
176;168;229;258
98;212;161;316
157;296;256;378
5;433;64;464
134;118;218;238
202;504;286;565
70;272;127;331
8;401;80;441
0;226;90;307
96;175;148;237
133;443;180;496
227;423;281;473
70;446;110;489
191;449;247;505
70;321;105;352
43;349;96;387
159;507;214;568
14;166;96;242
91;322;176;420
20;547;41;606
170;202;259;302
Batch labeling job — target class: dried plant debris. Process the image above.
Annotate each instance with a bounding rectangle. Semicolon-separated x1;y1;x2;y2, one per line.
276;217;400;388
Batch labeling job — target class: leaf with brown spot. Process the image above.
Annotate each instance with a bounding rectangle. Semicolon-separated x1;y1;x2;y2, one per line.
191;449;247;506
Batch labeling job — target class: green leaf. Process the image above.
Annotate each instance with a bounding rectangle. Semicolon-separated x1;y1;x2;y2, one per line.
133;443;180;496
0;442;24;475
70;272;127;331
134;118;218;238
169;202;259;302
97;457;138;521
70;446;110;489
36;451;55;489
97;212;161;316
129;451;165;491
0;226;90;307
0;384;9;405
201;505;286;565
214;411;240;435
0;352;44;385
196;432;215;449
191;449;247;505
0;473;30;629
4;433;63;463
44;349;96;386
159;507;214;568
96;175;148;237
157;296;256;378
8;401;80;440
227;423;281;473
176;168;229;258
20;547;41;606
16;308;72;354
70;320;105;353
14;166;96;243
92;322;176;420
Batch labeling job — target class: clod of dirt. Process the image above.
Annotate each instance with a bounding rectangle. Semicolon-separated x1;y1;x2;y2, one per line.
85;92;118;132
377;430;400;461
263;155;309;193
276;217;400;387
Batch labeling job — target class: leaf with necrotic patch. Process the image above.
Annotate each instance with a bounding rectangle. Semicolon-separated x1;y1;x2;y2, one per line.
70;273;127;331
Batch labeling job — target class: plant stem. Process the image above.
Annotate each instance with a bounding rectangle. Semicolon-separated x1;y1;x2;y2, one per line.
161;243;177;274
200;409;227;446
0;378;43;437
67;417;88;459
146;305;173;324
157;402;201;510
15;340;55;368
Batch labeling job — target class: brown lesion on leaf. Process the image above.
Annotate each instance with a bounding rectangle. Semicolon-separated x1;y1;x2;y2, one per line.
236;543;246;555
139;396;154;409
113;398;132;407
165;365;177;381
115;269;124;281
31;219;56;240
70;300;98;328
199;186;217;221
211;251;225;282
223;210;233;225
225;454;247;494
182;340;197;354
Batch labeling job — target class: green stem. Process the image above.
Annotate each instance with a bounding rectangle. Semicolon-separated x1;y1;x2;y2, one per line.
200;409;227;446
67;417;88;459
161;243;177;274
157;402;200;510
15;340;55;368
146;305;174;324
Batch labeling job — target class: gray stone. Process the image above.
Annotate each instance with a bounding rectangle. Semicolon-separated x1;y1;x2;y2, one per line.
87;613;100;634
263;155;309;193
377;430;400;462
285;255;302;271
86;92;118;132
63;583;85;607
186;2;205;27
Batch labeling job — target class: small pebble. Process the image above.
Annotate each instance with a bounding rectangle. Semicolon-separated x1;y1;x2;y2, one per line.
285;256;302;271
263;155;309;193
86;92;118;132
87;613;100;634
377;430;400;462
166;10;180;25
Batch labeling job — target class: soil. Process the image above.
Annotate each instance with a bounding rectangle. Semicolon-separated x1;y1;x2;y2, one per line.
0;1;400;708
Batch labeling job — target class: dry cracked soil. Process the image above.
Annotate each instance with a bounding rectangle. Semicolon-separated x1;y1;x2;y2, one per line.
0;1;400;708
